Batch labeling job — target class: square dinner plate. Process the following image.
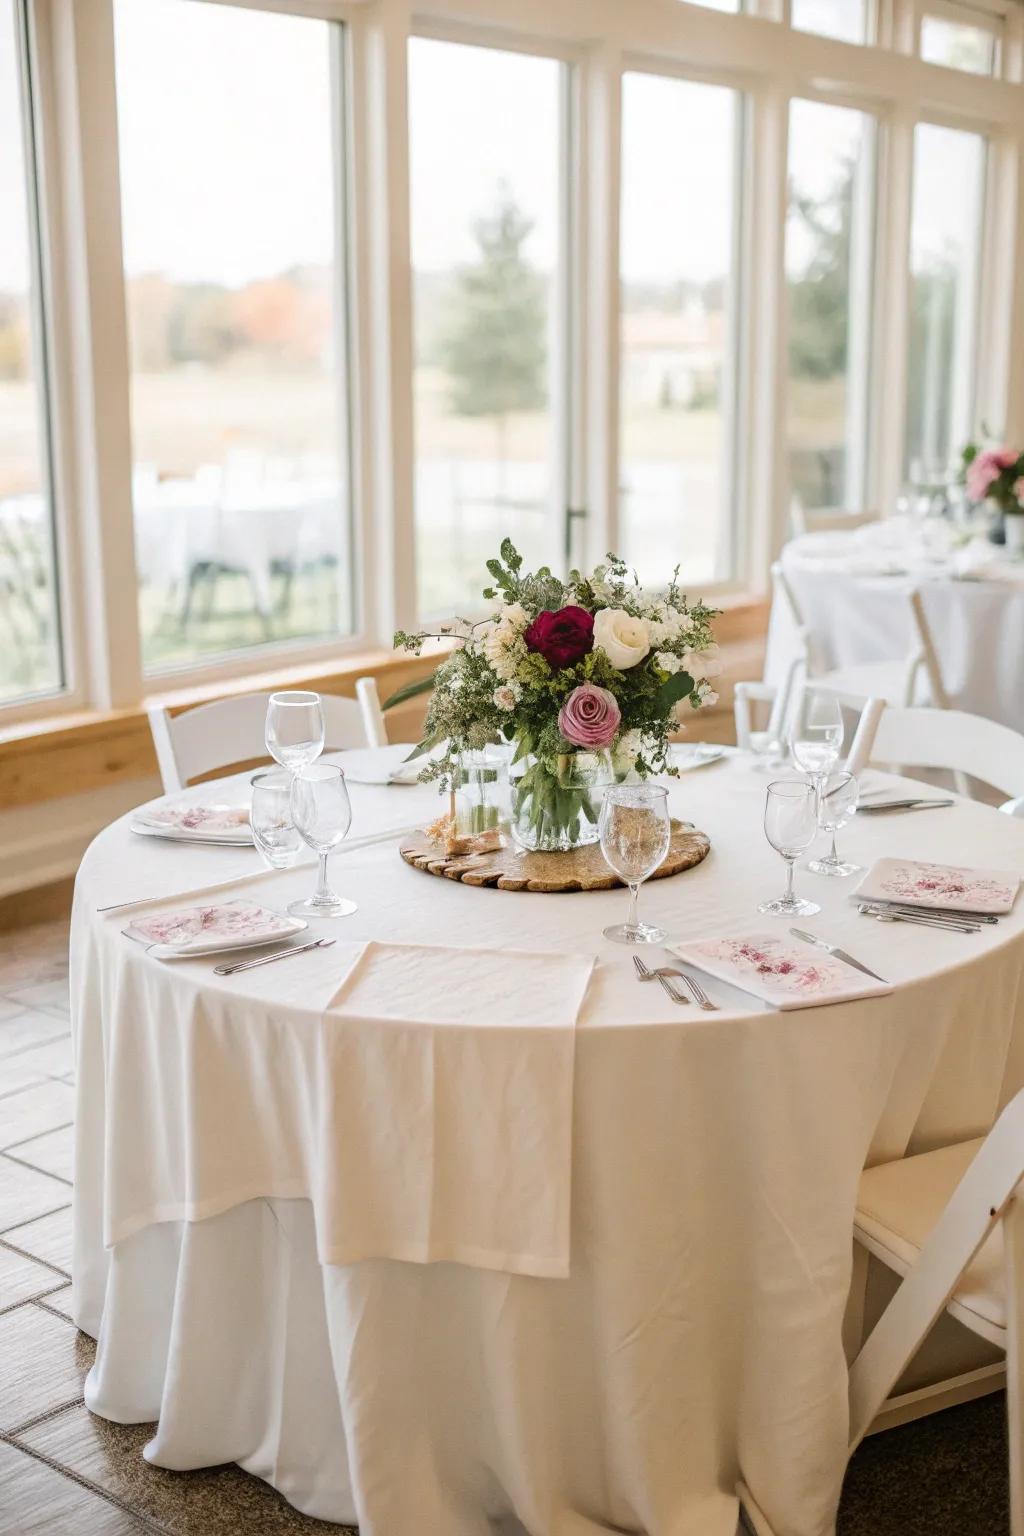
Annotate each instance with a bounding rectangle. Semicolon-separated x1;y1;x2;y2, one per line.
855;858;1020;916
124;899;306;959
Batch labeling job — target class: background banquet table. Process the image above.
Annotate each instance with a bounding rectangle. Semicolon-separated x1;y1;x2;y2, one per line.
767;522;1024;730
71;750;1024;1536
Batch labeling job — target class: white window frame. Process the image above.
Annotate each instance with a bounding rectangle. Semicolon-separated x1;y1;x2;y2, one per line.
0;0;1021;727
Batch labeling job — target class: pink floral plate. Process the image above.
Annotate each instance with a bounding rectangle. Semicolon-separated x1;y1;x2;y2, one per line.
670;932;893;1011
131;803;253;845
855;858;1020;916
124;900;305;959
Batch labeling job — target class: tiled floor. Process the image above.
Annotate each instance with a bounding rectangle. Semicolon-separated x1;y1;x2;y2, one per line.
0;919;346;1535
0;918;1008;1534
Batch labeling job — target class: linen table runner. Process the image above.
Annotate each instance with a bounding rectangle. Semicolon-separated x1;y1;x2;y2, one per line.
316;942;594;1278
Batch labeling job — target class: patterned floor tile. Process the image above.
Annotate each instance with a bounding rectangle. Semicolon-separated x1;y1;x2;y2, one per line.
9;1123;75;1184
0;1440;146;1535
16;1034;76;1081
3;1204;74;1273
0;1078;75;1151
0;1012;69;1061
0;1305;94;1432
19;1407;352;1535
0;1242;69;1312
0;1158;70;1235
6;978;71;1019
34;1282;74;1322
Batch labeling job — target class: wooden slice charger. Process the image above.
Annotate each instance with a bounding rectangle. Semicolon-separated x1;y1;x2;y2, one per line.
399;818;710;893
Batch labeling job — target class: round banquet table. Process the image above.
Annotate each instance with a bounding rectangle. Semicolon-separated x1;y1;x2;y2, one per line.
71;749;1024;1536
767;522;1024;731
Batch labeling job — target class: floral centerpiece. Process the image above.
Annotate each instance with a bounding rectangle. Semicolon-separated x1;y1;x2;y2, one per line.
961;439;1024;551
390;541;721;852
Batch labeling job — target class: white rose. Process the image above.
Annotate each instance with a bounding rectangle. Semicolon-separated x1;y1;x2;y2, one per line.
593;608;651;670
681;643;722;681
655;651;682;675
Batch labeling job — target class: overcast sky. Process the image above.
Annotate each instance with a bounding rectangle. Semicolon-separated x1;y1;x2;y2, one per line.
0;0;985;298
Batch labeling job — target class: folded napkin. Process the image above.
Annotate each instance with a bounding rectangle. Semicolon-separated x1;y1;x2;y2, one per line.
316;942;595;1277
672;932;892;1011
855;858;1020;915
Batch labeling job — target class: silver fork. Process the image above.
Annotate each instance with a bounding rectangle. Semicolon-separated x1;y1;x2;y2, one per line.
633;953;688;1005
634;955;719;1011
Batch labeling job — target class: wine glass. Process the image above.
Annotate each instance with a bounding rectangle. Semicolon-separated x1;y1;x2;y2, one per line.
266;691;325;772
789;690;844;800
288;764;357;919
809;769;861;878
251;769;303;870
759;780;821;916
599;784;672;944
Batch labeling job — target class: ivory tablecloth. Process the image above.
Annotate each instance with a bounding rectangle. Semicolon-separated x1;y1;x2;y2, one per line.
72;754;1024;1536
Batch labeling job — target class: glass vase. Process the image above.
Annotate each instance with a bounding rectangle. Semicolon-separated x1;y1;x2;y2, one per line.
454;748;509;838
509;750;615;853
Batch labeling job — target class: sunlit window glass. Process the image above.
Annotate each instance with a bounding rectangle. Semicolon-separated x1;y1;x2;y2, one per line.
905;122;986;481
786;99;874;515
619;72;741;586
114;0;353;675
408;39;565;616
791;0;866;43
0;0;62;704
920;14;996;75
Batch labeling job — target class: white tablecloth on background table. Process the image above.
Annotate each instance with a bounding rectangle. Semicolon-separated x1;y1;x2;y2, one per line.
72;753;1024;1536
767;524;1024;731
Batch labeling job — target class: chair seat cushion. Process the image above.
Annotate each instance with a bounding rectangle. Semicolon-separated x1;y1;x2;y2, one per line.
855;1138;1007;1334
818;662;921;706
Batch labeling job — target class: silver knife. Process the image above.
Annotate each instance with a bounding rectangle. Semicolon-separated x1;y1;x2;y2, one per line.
857;798;954;814
860;899;996;925
214;937;336;975
790;928;889;983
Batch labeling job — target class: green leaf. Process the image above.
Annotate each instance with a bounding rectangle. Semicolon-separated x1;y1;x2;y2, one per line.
654;671;695;713
381;672;437;712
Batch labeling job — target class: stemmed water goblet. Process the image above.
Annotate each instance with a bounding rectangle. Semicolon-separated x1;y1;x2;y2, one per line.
758;780;821;916
789;690;844;805
288;764;358;919
266;691;325;773
808;770;861;878
599;784;672;944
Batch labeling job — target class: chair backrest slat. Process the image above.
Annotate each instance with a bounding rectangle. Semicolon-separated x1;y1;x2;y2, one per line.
870;706;1024;801
148;684;385;792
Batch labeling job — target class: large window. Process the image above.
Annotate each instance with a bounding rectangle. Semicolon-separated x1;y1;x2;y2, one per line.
905;122;986;481
791;0;867;43
920;10;998;74
113;0;353;675
0;0;61;704
408;38;567;616
786;98;874;514
619;72;741;586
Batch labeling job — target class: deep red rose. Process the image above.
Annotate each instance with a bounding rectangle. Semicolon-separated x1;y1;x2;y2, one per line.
523;605;594;670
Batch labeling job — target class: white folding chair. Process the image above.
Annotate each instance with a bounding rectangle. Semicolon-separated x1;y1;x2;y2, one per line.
148;682;385;793
789;505;881;538
733;567;813;753
847;1087;1024;1530
843;703;1024;806
772;562;948;710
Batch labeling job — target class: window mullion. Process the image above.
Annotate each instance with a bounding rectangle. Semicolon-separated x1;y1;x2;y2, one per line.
351;0;415;642
582;40;621;570
48;0;142;710
870;107;913;514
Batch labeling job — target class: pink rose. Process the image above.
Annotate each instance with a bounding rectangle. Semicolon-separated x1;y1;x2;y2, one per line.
558;684;621;750
967;446;1017;502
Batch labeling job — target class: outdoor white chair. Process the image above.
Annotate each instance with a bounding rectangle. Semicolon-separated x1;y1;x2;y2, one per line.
847;1086;1024;1530
841;703;1024;806
148;680;386;793
789;504;881;538
772;561;948;710
733;567;812;754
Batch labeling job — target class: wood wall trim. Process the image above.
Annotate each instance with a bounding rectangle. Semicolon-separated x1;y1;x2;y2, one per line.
0;601;768;812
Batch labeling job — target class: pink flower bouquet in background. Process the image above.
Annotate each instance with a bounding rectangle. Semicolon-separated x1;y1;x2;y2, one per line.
388;540;720;851
961;439;1024;516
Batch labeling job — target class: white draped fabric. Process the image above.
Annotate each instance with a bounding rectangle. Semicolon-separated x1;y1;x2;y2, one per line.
768;527;1024;731
73;754;1024;1536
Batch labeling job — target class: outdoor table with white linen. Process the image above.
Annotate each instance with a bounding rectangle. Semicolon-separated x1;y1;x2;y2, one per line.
71;748;1024;1536
767;518;1024;731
